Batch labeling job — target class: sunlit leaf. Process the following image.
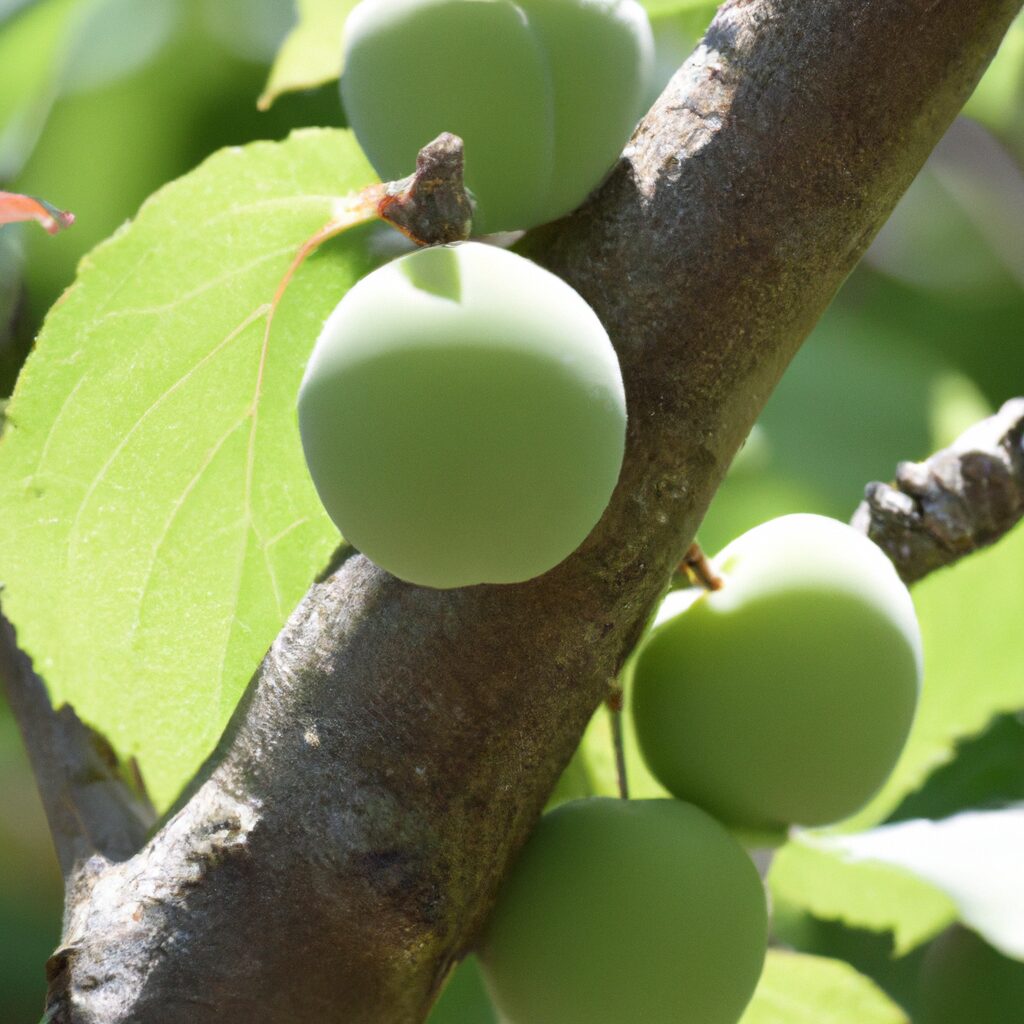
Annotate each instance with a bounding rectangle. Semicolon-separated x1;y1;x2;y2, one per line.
258;0;353;111
0;128;381;808
818;810;1024;960
739;951;909;1024
769;835;957;956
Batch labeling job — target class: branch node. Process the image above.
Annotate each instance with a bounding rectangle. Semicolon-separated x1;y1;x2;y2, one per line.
854;398;1024;583
378;133;475;246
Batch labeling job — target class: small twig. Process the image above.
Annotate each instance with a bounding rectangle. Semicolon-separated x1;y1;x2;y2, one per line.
679;542;725;591
852;398;1024;583
606;687;629;800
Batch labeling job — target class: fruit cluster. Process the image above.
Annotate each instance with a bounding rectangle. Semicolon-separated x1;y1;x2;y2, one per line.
300;0;655;588
299;6;923;1023
473;514;922;1024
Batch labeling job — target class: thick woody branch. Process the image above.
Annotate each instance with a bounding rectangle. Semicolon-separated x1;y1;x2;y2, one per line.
30;1;1023;1022
853;398;1024;583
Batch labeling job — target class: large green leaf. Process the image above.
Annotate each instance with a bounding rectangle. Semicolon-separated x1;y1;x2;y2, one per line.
739;951;909;1024
770;835;957;956
0;128;380;808
258;0;353;111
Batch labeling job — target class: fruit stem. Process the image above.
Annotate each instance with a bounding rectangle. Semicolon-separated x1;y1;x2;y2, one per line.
680;542;724;591
607;688;630;800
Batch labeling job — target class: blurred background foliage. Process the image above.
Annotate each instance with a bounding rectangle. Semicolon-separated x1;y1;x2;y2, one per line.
0;1;1021;1021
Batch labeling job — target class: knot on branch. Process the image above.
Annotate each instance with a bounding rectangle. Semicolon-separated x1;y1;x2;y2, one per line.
853;398;1024;583
379;133;475;246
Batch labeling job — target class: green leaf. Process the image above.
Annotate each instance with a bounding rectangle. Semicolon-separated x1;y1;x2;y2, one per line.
258;0;353;111
644;0;716;20
0;128;380;809
843;520;1024;829
890;713;1024;822
739;951;910;1024
769;836;957;956
815;810;1024;960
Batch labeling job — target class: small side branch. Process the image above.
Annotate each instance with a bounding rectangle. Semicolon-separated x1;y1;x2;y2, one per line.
0;610;154;877
378;132;475;245
853;398;1024;583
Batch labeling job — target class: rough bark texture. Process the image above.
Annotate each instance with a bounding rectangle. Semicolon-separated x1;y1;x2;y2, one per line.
3;1;1021;1022
853;398;1024;582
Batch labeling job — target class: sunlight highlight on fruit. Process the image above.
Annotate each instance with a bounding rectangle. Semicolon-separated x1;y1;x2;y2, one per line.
633;514;923;830
297;242;626;588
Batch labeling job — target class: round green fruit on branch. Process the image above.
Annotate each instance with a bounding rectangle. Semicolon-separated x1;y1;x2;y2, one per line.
340;0;654;235
480;798;768;1024
297;241;626;589
632;514;923;831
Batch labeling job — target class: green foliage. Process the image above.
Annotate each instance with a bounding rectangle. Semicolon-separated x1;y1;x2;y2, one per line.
0;129;379;808
739;951;909;1024
298;242;626;588
770;837;957;956
772;807;1024;961
815;810;1024;959
259;0;354;110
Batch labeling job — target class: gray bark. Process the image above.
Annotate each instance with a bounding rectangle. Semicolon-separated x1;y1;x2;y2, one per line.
853;398;1024;582
2;1;1021;1021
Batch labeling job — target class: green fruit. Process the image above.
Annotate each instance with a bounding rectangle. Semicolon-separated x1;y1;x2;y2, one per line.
919;927;1024;1024
340;0;654;234
480;797;768;1024
632;514;923;830
297;242;626;589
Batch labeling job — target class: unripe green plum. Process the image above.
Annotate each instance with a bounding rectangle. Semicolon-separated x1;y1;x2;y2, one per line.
632;514;922;831
480;797;768;1024
341;0;654;234
919;927;1024;1024
297;242;626;589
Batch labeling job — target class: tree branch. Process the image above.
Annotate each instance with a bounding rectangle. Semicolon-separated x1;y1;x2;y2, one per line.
853;398;1024;582
26;1;1022;1022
